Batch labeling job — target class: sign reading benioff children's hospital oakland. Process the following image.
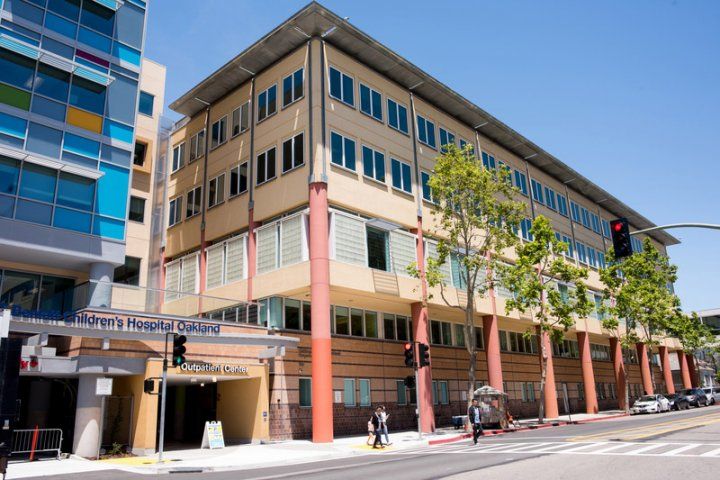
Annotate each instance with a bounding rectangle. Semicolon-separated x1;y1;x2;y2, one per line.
6;305;222;336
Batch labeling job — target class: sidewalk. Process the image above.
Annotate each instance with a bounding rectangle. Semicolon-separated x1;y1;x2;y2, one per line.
4;410;627;478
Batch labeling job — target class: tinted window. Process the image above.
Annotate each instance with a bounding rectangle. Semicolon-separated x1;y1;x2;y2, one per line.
31;96;66;122
25;123;63;159
80;0;115;36
113;256;141;286
38;274;75;311
48;0;80;20
0;156;20;195
0;270;40;310
115;2;144;49
106;75;138;124
0;49;35;90
138;91;153;116
34;64;70;102
69;77;106;115
57;172;94;211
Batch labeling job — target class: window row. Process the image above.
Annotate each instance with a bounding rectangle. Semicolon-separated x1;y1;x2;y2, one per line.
298;377;447;408
530;177;569;217
590;343;611;361
0;268;74;313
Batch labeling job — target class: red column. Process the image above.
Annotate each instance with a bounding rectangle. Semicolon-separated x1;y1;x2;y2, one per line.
538;328;559;419
482;315;503;391
679;351;692;389
411;217;435;433
309;183;333;443
686;354;699;388
658;346;675;395
609;338;627;410
636;343;654;395
246;208;257;302
576;332;598;414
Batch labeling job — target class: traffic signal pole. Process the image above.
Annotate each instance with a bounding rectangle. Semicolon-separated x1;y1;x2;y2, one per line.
157;332;174;463
414;350;422;441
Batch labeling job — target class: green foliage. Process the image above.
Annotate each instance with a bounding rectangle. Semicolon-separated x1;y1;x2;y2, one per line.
500;216;593;341
665;311;715;352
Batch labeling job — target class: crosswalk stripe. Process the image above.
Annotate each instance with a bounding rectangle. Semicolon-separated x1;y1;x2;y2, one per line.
620;444;666;455
663;444;701;456
701;447;720;457
558;443;601;452
593;443;639;454
497;443;551;452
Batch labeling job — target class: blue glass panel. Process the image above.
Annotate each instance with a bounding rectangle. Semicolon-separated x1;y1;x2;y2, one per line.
0;156;20;195
0;194;14;218
48;0;81;20
92;215;124;239
138;90;153;116
374;152;385;183
69;76;106;115
387;99;398;129
362;146;373;178
359;84;370;115
0;112;27;138
416;116;426;143
57;172;94;211
95;162;128;218
426;121;436;148
15;199;52;225
391;159;401;189
80;1;115;36
0;134;24;148
341;73;353;105
31;95;66;121
100;143;131;167
343;137;355;170
371;90;382;121
329;67;341;99
53;206;91;233
113;42;141;66
75;57;109;73
0;49;35;90
19;162;56;202
401;163;411;192
61;151;97;168
398;105;408;133
63;132;100;158
3;0;44;24
34;63;70;102
26;122;62;158
115;2;144;49
103;119;133;143
44;12;78;39
330;132;342;166
105;74;137;124
78;27;112;53
0;26;40;46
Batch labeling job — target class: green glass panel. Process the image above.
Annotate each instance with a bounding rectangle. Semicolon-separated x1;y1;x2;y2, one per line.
0;83;31;110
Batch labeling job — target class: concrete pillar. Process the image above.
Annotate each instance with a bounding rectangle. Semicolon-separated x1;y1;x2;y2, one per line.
482;315;503;391
309;183;333;443
636;343;654;395
72;375;104;458
88;262;114;308
609;338;627;410
658;346;675;395
411;217;434;433
679;351;692;389
538;328;559;419
576;332;598;414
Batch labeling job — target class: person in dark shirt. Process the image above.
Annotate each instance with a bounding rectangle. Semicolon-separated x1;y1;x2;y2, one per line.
468;399;483;444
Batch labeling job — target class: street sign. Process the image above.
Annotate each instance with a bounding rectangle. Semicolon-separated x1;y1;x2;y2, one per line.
95;378;113;396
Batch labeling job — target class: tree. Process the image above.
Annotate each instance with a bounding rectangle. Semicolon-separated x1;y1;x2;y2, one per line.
408;143;525;408
599;237;679;394
499;215;592;423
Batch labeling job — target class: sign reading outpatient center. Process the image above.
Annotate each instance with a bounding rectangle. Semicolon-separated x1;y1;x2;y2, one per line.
7;305;222;336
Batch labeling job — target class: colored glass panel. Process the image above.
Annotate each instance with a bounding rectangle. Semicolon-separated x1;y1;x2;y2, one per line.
66;106;103;133
92;215;124;239
19;162;56;202
44;12;78;38
0;156;20;195
15;198;52;225
95;162;128;218
103;119;133;143
31;95;66;121
0;111;27;138
77;27;112;53
63;132;100;158
57;172;94;211
113;42;141;66
25;122;62;158
0;83;30;110
53;207;91;233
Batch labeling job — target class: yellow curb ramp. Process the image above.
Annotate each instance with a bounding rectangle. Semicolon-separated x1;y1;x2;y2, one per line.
99;456;175;466
351;444;396;451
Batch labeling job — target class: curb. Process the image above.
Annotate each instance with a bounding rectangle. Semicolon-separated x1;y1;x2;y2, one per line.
427;413;629;446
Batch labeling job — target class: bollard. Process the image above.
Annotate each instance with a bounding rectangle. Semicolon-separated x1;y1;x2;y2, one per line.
28;425;39;462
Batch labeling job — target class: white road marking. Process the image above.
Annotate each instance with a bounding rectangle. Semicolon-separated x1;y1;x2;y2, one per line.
663;444;701;456
700;447;720;457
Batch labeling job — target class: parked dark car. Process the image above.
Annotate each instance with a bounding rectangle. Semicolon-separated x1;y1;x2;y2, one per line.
677;388;709;407
667;393;690;410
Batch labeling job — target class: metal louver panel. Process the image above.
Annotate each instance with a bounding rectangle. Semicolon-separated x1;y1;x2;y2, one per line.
426;241;452;282
281;215;303;267
205;244;224;290
334;213;367;266
225;236;245;283
390;231;416;276
164;261;181;301
257;225;278;274
180;254;198;294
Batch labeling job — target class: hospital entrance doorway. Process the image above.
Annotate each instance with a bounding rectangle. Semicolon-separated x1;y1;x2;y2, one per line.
159;381;217;450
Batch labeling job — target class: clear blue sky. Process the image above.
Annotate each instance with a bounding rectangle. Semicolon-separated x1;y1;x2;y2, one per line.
145;0;720;312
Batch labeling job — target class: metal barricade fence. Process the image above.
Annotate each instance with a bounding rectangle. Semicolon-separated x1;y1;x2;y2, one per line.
11;428;63;460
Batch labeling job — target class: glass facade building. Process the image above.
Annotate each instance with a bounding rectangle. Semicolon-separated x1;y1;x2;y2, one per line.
0;0;148;240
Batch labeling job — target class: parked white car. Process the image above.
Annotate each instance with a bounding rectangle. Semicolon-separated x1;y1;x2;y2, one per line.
630;394;671;414
702;387;720;405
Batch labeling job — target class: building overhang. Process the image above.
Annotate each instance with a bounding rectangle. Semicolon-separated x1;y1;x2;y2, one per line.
169;1;678;247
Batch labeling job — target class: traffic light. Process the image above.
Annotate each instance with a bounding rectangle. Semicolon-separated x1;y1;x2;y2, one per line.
403;342;415;368
418;343;430;367
610;218;633;259
143;379;155;394
403;375;415;389
172;334;187;367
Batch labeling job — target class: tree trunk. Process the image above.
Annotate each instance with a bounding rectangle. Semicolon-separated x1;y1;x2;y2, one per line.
538;337;547;424
466;287;476;408
624;368;630;413
647;344;657;394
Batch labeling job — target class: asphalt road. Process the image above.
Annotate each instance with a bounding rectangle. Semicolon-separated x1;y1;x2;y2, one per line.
17;405;720;480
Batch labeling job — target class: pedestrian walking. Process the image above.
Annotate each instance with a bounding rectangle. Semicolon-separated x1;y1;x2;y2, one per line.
370;406;386;449
468;398;483;444
380;405;392;445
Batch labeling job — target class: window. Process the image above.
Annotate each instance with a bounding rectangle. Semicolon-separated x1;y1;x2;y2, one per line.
544;186;557;210
531;179;544;204
362;146;385;182
283;298;301;329
367;227;389;271
138;91;154;116
587;246;597;268
257;84;277;121
396;380;407;405
208;174;225;208
256;147;277;185
580;207;591;228
591;344;611;361
391;158;412;193
387;98;408;134
171;143;185;172
299;378;312;407
231;102;250;137
229;162;248;197
186;186;201;218
601;219;611;238
351;308;363;337
421;171;433;203
482;152;496;170
359;379;371;406
598;252;606;269
522;383;536;402
211;116;227;149
570;201;581;223
113;256;141;286
335;306;350;335
344;379;356;406
168;196;182;227
520;218;533;241
454;324;465;347
359;83;382;121
282;68;304;107
133;141;147;167
330;132;356;170
558;194;568;217
514;170;528;195
590;213;601;234
631;236;643;253
364;311;378;338
439;128;455;152
430;320;453;346
282;133;304;173
69;77;106;115
384;314;410;341
328;67;354;106
576;241;587;264
416;114;436;148
128;196;145;222
189;130;205;162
